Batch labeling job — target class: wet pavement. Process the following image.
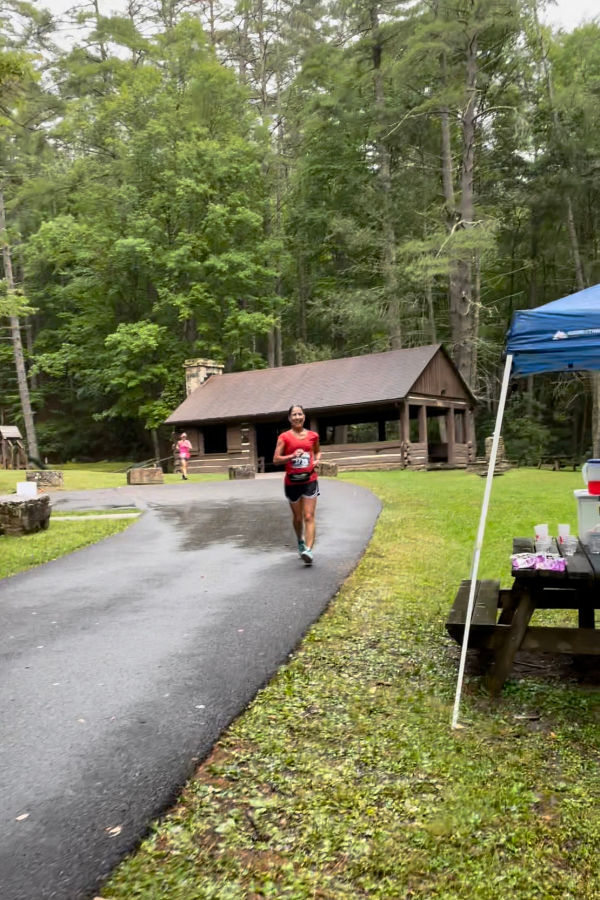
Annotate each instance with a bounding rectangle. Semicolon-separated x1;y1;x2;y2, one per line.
0;478;381;900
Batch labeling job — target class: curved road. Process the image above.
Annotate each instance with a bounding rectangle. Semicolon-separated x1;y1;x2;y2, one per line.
0;477;381;900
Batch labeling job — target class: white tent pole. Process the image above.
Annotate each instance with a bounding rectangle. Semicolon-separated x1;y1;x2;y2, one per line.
451;353;514;729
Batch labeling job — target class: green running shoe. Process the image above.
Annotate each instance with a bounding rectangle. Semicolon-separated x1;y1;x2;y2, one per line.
298;540;307;556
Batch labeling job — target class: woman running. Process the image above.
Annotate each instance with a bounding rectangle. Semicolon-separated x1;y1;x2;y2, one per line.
176;432;192;480
273;404;322;565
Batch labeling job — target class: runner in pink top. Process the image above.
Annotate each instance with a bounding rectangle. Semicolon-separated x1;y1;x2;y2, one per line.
176;433;192;480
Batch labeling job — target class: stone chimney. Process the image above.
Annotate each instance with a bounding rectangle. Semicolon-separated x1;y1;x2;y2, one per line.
184;358;224;396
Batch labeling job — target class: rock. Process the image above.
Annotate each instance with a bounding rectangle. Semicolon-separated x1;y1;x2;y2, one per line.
0;494;51;535
127;467;164;485
228;466;255;479
318;461;338;477
26;470;64;488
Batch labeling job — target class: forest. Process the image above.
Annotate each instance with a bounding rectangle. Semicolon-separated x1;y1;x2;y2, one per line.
1;0;599;464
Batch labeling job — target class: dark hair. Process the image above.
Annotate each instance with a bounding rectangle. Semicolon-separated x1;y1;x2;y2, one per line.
288;404;306;417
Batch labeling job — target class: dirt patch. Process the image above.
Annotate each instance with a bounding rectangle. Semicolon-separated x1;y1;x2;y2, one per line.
451;645;600;686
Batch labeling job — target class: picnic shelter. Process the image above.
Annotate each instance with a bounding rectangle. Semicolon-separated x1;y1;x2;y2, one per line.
165;345;477;475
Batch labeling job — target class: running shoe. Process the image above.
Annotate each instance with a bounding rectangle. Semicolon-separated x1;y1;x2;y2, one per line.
301;548;313;566
298;540;307;556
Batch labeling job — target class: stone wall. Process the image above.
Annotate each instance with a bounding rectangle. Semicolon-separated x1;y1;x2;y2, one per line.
26;470;64;488
228;465;255;479
0;495;51;535
127;467;164;485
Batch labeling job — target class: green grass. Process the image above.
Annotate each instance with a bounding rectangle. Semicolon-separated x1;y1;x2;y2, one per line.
0;517;132;580
0;467;225;494
51;508;140;517
59;460;134;472
102;468;600;900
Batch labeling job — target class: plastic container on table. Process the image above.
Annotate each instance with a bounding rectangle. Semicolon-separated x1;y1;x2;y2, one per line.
582;459;600;495
574;489;600;546
588;530;600;554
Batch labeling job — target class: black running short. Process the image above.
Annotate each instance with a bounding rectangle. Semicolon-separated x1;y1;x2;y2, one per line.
284;479;320;503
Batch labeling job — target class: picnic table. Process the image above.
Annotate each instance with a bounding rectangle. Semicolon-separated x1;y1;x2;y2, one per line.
446;537;600;694
537;456;579;471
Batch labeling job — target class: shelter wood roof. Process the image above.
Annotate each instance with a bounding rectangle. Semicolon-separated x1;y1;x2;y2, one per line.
167;345;475;425
0;426;23;439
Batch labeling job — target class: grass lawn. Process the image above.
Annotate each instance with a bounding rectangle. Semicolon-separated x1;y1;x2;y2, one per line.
100;468;600;900
0;518;133;580
0;465;225;494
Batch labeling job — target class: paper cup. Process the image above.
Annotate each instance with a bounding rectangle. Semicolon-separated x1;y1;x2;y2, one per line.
557;524;570;543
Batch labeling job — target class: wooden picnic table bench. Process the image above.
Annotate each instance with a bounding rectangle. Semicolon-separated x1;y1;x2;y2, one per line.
537;456;579;471
446;537;600;694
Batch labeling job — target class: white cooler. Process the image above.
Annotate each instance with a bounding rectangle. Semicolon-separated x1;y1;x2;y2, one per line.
574;489;600;543
16;481;38;499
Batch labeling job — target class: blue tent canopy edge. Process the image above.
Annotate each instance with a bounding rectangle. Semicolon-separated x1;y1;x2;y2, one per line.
506;283;600;376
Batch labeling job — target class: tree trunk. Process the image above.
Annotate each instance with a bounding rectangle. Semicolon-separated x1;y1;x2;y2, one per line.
206;0;216;46
531;0;599;454
0;190;40;462
269;11;284;369
238;6;249;83
440;42;477;387
566;196;585;292
451;29;478;387
267;330;275;367
297;253;308;345
426;278;436;343
25;317;38;390
564;194;599;454
370;3;400;348
150;428;160;463
532;1;587;292
440;97;462;343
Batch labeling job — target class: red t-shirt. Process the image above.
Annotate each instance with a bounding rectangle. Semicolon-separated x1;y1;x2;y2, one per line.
278;430;319;486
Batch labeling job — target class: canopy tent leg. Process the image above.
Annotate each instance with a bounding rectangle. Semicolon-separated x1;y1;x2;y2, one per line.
451;353;514;729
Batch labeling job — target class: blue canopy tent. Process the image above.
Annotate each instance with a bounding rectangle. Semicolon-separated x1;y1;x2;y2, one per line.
452;286;600;727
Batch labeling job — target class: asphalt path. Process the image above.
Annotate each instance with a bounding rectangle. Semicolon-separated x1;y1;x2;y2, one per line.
0;477;381;900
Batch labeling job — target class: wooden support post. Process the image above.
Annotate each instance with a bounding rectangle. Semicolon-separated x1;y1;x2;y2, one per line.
446;407;456;465
418;405;427;443
579;603;595;629
248;424;258;470
466;407;476;462
400;402;410;465
485;587;535;695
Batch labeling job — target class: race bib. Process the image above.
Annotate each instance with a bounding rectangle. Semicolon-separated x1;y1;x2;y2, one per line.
292;453;311;470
